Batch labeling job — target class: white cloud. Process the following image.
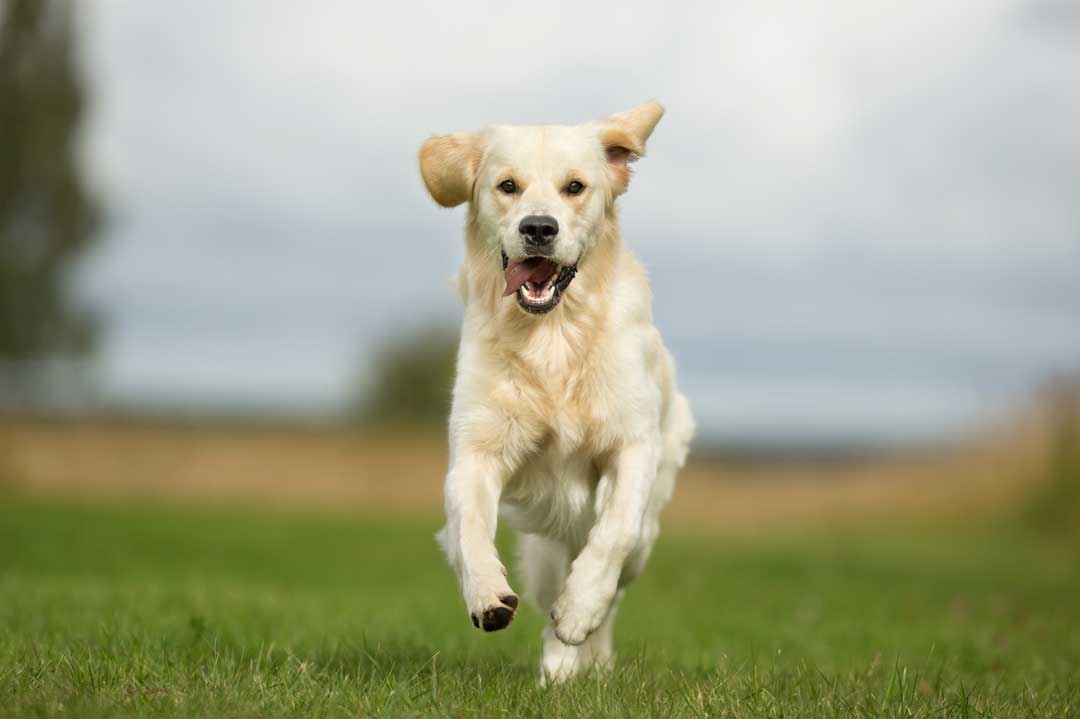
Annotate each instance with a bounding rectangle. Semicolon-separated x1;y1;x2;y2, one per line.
76;0;1080;443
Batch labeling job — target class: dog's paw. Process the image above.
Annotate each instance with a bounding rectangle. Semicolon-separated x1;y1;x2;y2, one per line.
540;640;582;686
461;565;518;632
550;590;610;646
469;593;519;632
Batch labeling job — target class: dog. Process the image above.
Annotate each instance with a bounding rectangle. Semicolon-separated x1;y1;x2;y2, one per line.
419;102;694;684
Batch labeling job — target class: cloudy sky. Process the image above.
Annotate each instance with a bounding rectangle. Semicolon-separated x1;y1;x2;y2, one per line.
75;0;1080;446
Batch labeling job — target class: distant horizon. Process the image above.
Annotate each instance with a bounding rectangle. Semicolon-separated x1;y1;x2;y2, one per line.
6;392;1025;456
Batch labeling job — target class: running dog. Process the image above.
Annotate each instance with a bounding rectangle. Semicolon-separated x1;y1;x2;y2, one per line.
419;102;694;683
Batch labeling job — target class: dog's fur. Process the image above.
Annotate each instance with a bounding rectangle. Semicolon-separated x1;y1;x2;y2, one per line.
419;102;694;684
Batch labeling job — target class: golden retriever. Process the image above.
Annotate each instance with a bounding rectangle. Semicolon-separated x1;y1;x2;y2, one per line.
419;102;694;683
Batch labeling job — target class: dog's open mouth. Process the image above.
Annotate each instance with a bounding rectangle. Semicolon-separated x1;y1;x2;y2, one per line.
501;252;578;314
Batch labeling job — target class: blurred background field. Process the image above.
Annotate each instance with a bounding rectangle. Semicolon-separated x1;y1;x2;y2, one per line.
1;0;1079;716
0;394;1077;534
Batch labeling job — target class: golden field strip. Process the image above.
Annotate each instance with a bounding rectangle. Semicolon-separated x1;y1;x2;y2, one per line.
0;413;1055;531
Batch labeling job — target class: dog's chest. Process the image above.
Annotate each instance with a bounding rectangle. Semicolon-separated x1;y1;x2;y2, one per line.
506;351;618;457
493;366;612;542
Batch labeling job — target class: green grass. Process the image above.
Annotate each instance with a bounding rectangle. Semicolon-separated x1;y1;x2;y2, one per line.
1;496;1078;717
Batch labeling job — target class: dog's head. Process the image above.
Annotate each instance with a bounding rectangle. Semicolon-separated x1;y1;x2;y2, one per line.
419;103;663;315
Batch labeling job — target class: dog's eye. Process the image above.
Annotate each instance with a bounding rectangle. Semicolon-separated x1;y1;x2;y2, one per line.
498;179;517;194
566;180;585;196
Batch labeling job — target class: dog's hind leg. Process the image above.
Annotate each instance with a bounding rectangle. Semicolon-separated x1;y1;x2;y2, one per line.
540;593;620;685
520;533;617;684
518;532;568;613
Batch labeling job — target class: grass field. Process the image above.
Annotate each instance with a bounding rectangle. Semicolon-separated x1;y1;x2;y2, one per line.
2;494;1077;718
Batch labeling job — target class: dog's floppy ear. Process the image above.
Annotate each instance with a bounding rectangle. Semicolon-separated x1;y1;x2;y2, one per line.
598;101;664;195
419;132;483;208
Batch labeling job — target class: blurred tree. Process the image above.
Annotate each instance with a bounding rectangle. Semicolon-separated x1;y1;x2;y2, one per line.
0;0;99;405
356;325;459;426
1023;374;1080;540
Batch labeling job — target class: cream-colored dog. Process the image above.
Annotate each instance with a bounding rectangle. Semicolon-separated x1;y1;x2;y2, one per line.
419;102;694;684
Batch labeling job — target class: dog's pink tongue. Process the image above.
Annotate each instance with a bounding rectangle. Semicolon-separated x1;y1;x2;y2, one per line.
503;258;557;297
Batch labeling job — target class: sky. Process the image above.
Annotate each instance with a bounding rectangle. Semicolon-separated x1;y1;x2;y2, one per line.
75;0;1080;446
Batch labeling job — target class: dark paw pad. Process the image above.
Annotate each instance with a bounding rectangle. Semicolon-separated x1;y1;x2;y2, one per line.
470;595;518;632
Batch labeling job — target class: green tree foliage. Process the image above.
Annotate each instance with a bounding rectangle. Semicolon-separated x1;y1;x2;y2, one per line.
0;0;99;394
357;325;459;426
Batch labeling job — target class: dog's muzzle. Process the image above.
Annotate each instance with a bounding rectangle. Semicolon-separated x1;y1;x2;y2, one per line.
501;250;578;314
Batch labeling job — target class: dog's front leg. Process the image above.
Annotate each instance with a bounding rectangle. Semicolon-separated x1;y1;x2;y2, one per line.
440;453;519;632
550;442;657;645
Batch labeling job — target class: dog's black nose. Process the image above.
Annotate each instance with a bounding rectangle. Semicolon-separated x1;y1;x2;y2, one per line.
519;215;559;248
